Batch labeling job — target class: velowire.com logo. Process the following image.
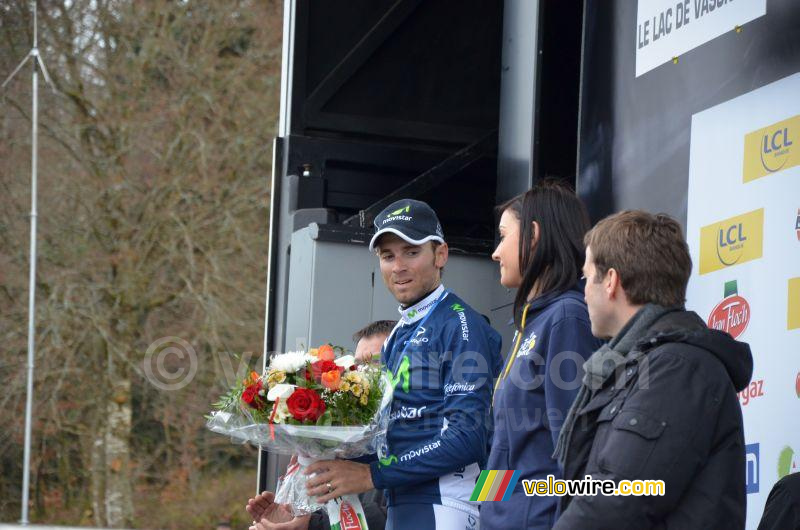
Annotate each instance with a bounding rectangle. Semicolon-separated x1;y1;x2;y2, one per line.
470;470;520;501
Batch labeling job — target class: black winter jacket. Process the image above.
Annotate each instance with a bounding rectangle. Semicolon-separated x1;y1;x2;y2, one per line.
554;309;753;530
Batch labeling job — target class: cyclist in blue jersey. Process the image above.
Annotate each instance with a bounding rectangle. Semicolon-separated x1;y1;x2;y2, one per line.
305;199;503;530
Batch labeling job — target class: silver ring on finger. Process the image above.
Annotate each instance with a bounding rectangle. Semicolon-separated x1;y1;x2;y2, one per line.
326;481;333;493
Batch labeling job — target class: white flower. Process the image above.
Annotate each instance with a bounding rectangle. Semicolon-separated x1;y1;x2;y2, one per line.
267;383;296;401
334;355;356;368
269;351;311;373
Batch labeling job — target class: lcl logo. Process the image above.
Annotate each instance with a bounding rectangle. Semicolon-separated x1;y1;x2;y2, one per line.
744;114;800;182
761;127;793;172
700;209;764;275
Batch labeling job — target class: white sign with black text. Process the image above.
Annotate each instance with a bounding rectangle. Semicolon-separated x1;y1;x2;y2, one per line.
636;0;766;77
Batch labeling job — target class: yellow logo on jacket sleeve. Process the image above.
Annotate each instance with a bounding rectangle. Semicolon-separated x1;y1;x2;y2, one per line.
743;115;800;182
699;209;764;275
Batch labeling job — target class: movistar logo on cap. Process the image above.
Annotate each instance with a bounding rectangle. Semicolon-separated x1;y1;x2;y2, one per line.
382;204;413;224
390;205;410;216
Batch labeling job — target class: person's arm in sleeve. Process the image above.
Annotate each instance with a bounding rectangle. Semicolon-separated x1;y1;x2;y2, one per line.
544;317;598;449
554;349;721;529
757;475;800;530
369;315;500;490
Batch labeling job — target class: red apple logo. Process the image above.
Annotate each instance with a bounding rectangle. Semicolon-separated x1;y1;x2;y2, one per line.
707;295;750;339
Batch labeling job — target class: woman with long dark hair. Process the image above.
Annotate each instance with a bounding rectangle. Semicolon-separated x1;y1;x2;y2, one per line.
481;180;602;529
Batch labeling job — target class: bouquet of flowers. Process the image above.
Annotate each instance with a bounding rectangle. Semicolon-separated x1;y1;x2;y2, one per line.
207;344;392;529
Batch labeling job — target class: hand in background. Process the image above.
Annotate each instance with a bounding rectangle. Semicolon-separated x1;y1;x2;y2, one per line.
246;491;311;530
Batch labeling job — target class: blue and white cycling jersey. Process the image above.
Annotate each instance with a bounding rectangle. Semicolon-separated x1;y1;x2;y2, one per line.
368;284;503;512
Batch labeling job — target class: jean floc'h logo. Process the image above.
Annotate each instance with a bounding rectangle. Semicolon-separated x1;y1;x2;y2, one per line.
707;280;750;338
337;501;364;530
699;209;764;275
743;114;800;182
745;443;759;494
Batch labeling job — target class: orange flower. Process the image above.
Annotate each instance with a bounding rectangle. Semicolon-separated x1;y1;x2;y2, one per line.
317;344;335;361
320;369;341;391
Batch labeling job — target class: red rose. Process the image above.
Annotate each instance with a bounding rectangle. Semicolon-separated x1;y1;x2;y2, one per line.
286;388;326;423
310;360;343;382
242;380;264;409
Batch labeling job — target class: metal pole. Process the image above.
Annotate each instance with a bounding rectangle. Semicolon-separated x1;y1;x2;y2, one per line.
2;3;55;524
19;15;39;527
20;63;37;529
19;2;46;525
0;3;53;524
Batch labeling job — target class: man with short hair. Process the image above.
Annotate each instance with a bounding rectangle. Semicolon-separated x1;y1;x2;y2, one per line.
553;210;753;529
304;199;503;530
353;320;397;364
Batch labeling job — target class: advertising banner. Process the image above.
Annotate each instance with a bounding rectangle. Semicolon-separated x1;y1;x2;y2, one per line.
686;72;800;529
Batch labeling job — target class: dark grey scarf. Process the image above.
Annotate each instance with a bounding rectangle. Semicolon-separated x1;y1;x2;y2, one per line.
552;304;672;466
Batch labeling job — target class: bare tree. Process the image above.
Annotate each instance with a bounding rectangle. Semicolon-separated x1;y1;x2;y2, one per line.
1;0;282;526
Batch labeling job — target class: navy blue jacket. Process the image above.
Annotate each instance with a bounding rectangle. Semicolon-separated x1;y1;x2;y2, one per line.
481;285;601;529
369;285;503;513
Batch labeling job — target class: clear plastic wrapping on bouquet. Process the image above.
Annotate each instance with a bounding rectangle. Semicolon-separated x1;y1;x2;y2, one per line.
206;372;392;458
274;457;325;514
206;372;393;521
272;457;371;519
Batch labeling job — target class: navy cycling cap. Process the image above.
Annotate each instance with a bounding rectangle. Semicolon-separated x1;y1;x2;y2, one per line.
368;199;445;252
